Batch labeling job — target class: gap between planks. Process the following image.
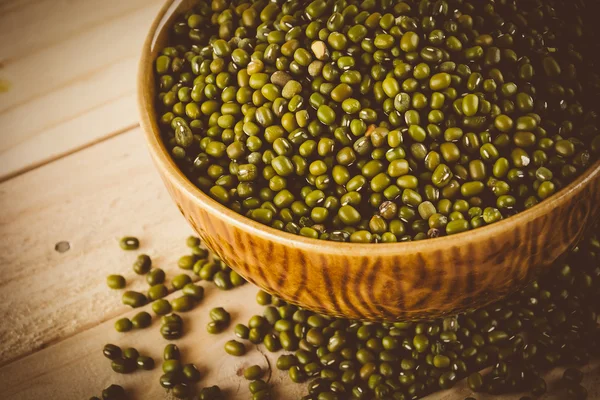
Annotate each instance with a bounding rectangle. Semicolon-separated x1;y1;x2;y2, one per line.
0;275;202;369
0;3;155;113
0;0;164;181
3;90;134;152
0;130;200;366
0;0;41;15
0;122;139;184
0;0;156;67
0;54;134;117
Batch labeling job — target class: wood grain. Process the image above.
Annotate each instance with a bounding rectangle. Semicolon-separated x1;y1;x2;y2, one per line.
0;283;305;400
0;0;163;181
0;129;193;365
1;277;597;400
0;0;154;65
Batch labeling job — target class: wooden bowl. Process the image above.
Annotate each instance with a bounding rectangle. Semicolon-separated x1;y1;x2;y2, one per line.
138;0;600;321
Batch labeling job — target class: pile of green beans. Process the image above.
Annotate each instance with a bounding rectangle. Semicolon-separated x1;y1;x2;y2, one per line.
100;231;599;399
102;235;245;398
155;0;600;243
111;235;245;315
231;228;600;399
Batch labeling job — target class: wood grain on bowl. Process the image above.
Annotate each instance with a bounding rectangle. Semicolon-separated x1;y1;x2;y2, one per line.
138;0;600;321
154;167;600;321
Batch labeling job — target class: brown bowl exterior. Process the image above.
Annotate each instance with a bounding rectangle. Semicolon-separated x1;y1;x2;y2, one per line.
138;0;600;321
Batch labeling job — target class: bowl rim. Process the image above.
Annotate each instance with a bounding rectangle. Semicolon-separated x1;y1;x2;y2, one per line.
138;0;600;257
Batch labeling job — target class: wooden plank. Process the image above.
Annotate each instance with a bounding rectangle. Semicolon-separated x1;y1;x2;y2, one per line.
0;0;163;180
0;85;138;181
0;126;301;398
0;0;38;15
0;0;162;113
0;0;155;64
0;284;306;400
0;277;597;400
0;129;191;365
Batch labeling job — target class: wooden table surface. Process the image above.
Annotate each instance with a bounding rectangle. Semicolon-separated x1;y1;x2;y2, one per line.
0;1;598;399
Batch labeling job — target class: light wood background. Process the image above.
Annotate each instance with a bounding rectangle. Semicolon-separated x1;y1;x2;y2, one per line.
0;0;597;399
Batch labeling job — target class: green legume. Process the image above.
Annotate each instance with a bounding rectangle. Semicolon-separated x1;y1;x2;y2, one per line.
172;274;192;290
119;237;139;250
133;254;152;274
111;358;135;374
182;364;201;382
171;295;196;312
210;307;231;324
182;283;204;300
107;275;126;289
152;299;172;315
224;340;246;356
244;365;264;380
114;318;132;332
136;356;155;370
147;268;165;285
122;291;147;308
103;344;122;360
206;320;226;334
131;311;152;329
